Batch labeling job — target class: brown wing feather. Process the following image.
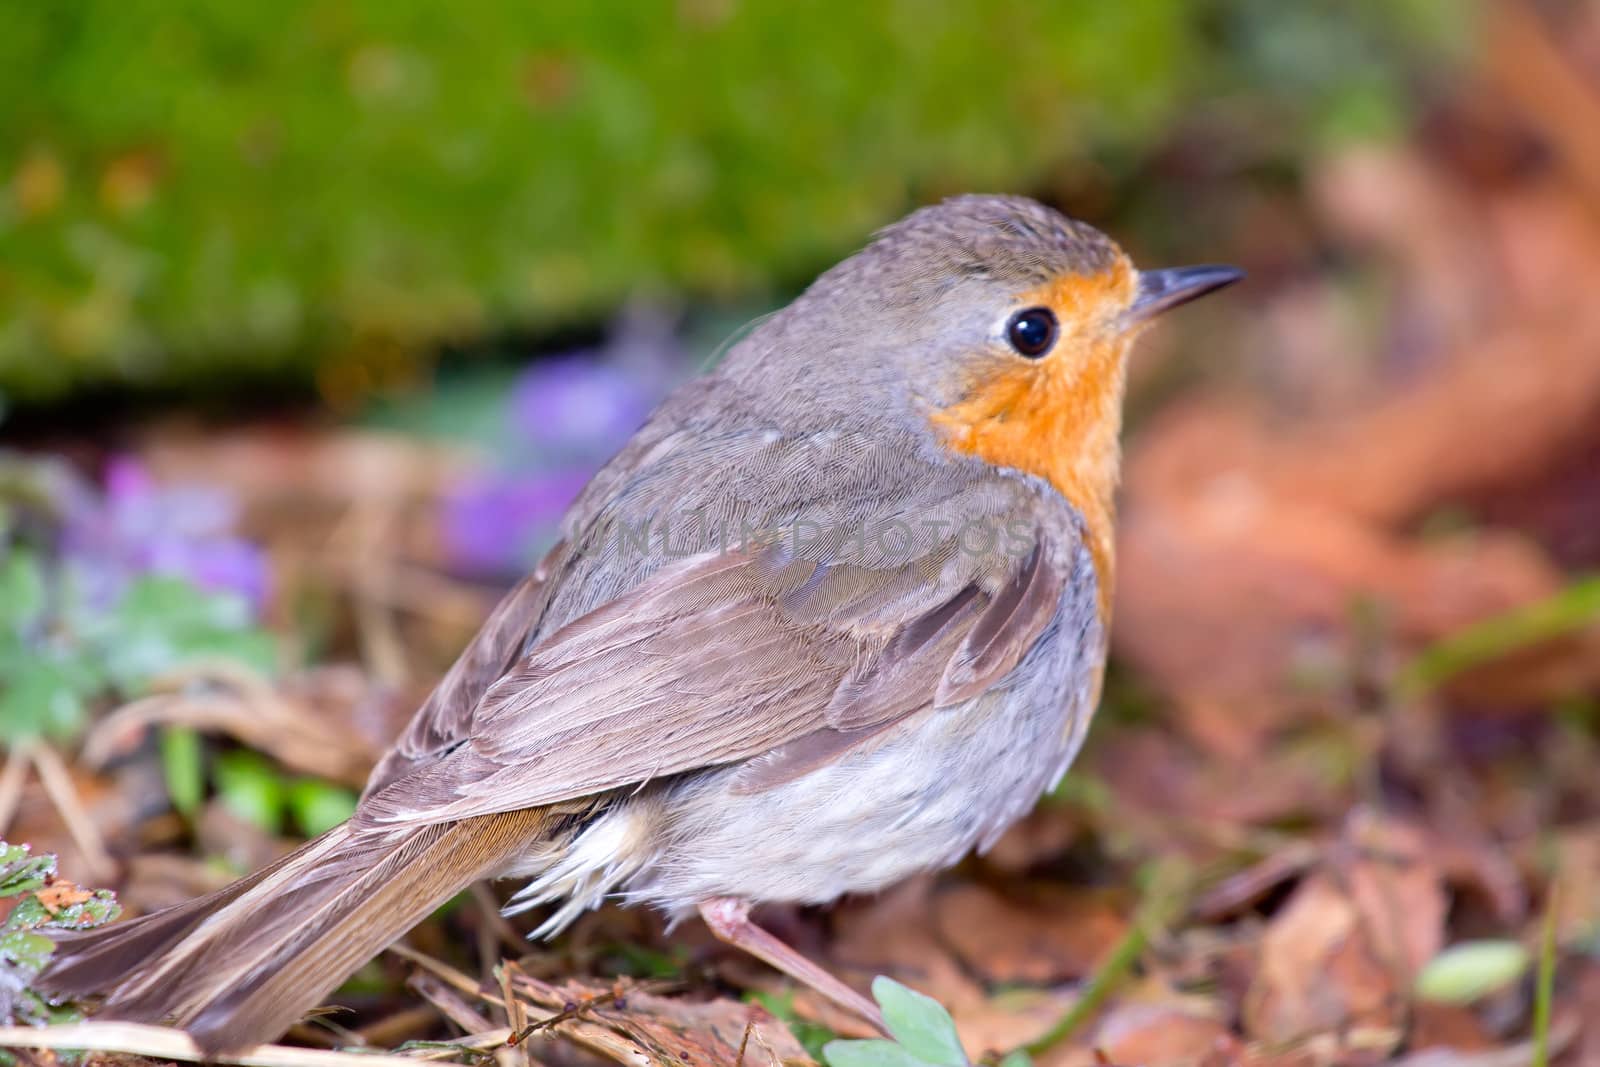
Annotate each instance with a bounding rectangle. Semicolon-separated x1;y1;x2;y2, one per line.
364;544;563;795
937;541;1065;705
360;515;1071;824
739;543;1065;791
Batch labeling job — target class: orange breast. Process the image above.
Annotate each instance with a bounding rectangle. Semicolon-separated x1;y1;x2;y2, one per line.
930;265;1137;622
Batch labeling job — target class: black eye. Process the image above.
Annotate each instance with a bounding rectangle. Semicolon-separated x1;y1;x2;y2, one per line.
1006;307;1057;358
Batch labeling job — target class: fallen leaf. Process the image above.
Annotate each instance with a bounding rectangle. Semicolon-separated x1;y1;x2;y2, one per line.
1115;140;1600;752
83;664;386;787
1091;1004;1234;1067
1243;810;1446;1055
33;880;93;914
513;973;816;1067
933;883;1128;985
982;806;1086;874
829;880;1076;1056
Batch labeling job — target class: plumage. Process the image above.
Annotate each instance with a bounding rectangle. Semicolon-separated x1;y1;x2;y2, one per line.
40;194;1240;1051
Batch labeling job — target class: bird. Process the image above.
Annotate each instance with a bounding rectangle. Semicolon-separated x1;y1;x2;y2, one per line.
41;194;1240;1052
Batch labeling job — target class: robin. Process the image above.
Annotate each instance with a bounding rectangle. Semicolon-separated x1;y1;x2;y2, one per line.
43;195;1240;1050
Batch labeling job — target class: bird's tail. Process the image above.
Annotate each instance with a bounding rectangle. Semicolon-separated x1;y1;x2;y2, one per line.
41;808;551;1052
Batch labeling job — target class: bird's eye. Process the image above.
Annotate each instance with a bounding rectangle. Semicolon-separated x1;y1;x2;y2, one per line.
1006;307;1057;358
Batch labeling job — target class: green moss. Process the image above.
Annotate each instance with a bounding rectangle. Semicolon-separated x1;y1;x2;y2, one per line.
0;1;1467;400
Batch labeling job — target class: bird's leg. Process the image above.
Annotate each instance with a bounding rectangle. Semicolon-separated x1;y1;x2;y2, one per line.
698;897;887;1034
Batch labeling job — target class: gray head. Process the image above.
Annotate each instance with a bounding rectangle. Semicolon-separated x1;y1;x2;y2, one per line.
716;195;1240;425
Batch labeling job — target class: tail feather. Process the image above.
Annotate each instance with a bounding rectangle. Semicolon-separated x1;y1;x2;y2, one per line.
40;809;552;1053
42;833;328;998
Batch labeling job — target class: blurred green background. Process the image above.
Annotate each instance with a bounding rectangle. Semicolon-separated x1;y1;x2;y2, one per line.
0;0;1467;407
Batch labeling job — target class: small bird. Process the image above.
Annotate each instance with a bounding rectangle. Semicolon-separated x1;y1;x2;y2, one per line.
43;195;1239;1051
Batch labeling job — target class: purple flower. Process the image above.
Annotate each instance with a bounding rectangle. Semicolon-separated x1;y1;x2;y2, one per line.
508;357;654;455
440;304;692;576
506;303;688;458
58;456;270;612
442;468;592;575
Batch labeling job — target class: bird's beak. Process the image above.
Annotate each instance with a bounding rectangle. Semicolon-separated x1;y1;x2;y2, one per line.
1122;264;1244;328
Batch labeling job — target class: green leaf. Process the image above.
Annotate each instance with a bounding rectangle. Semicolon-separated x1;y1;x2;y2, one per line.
1400;575;1600;696
1415;940;1532;1004
0;549;46;634
871;977;967;1067
98;576;276;693
1534;893;1558;1067
214;749;286;834
998;1051;1032;1067
160;725;205;817
0;843;55;898
0;656;90;743
0;840;119;1026
287;778;357;836
0;928;56;977
120;573;252;629
823;1039;941;1067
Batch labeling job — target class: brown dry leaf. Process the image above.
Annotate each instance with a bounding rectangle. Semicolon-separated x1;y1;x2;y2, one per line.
118;853;243;915
1563;958;1600;1067
933;882;1127;985
982;805;1085;874
1340;812;1448;979
1117;125;1600;751
1407;1002;1499;1057
1243;810;1446;1058
1090;1004;1237;1067
1117;391;1573;753
1546;824;1600;943
4;762;134;885
34;879;94;914
828;879;1075;1055
1087;728;1347;843
513;974;816;1067
830;879;985;1012
1485;0;1600;209
1426;828;1526;932
1193;844;1320;922
83;665;385;787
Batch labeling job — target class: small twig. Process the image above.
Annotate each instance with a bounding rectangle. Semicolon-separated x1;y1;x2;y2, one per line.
411;973;501;1037
735;1016;755;1067
498;978;652;1067
471;881;530;956
333;500;410;688
356;1006;444;1048
497;961;530;1067
29;742;115;882
0;1022;426;1067
502;976;667;1049
394;1029;514;1064
506;995;602;1046
1022;857;1193;1056
388;942;507;1007
749;1018;782;1067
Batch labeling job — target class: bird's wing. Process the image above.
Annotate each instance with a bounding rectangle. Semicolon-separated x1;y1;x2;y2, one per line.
363;544;563;796
361;382;718;795
357;467;1082;826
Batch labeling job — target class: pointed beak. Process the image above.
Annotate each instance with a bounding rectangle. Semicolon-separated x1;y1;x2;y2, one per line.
1123;264;1244;328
